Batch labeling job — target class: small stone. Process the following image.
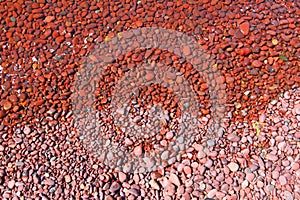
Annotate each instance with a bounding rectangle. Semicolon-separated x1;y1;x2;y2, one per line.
292;162;300;171
283;191;294;200
8;180;15;189
272;171;280;179
228;162;239;172
294;104;300;115
118;172;127;183
266;184;274;191
259;113;266;123
239;48;251;56
252;60;263;68
44;178;55;186
169;173;181;186
55;35;65;44
182;45;191;55
10;16;16;22
3;101;12;110
0;110;6;118
133;145;142;156
207;189;217;198
279;175;287;185
227;133;240;142
145;71;155;81
64;175;71;183
207;139;216;147
272;39;279;45
110;182;120;193
44;16;55;23
265;153;278;162
239;21;250;35
246;172;255;182
23;126;31;134
204;159;213;168
149;179;160;190
241;180;249;188
257;180;264;188
0;145;4;151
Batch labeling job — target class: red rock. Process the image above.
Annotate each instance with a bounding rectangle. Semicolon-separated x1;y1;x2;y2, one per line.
42;29;51;38
3;101;12;110
252;60;263;68
55;35;65;44
239;21;250;35
44;16;55;23
239;48;251;56
79;2;89;9
135;20;143;27
32;13;44;19
34;99;44;106
0;110;6;118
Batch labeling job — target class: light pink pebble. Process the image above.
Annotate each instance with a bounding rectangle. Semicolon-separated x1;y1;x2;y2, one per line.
295;132;300;139
241;180;249;188
204;159;213;168
273;116;281;124
257;180;264;188
198;165;206;175
207;189;217;198
221;184;229;191
278;141;286;151
118;172;127;183
193;143;203;152
279;175;287;185
294;104;300;115
125;138;133;146
169;173;181;186
133;145;142;156
275;136;285;142
259;113;266;122
282;125;289;132
7;180;15;189
246;172;255;182
265;153;279;161
282;160;290;167
23;126;31;134
292;162;300;170
215;192;226;199
227;162;239;172
272;171;280;179
183;166;192;176
227;133;240;142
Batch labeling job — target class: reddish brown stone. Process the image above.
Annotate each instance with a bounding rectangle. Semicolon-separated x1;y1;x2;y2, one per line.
239;21;250;35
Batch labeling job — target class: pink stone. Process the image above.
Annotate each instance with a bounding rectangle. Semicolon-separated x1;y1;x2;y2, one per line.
169;173;181;186
246;172;255;182
279;175;287;185
207;189;217;198
259;113;266;123
7;180;15;189
133;145;142;156
265;153;279;162
118;172;127;183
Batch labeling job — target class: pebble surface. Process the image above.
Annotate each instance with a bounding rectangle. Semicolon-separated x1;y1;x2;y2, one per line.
0;0;299;199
